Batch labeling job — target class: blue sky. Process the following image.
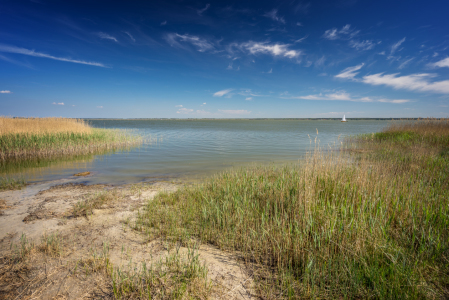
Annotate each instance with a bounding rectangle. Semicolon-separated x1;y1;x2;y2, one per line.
0;0;448;118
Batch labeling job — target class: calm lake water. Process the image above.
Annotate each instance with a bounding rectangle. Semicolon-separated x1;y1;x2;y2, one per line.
3;119;391;185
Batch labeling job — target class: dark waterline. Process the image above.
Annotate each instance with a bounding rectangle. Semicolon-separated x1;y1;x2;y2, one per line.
1;119;391;185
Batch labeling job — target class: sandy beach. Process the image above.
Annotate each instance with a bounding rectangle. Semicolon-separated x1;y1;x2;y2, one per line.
0;178;254;299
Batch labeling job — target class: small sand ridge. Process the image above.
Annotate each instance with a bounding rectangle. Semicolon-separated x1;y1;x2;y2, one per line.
0;179;254;299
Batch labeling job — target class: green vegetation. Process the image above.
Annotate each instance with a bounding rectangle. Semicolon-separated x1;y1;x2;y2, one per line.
132;119;449;299
111;243;212;299
0;117;141;161
0;129;140;161
0;176;26;191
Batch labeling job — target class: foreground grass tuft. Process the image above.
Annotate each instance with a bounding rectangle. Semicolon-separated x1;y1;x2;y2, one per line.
0;176;26;191
133;119;449;299
111;243;212;299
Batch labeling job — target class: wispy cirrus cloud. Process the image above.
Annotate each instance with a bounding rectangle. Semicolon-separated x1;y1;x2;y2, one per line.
239;41;301;59
52;102;64;105
287;92;409;103
398;57;414;69
165;33;214;52
335;63;364;80
218;109;251;115
175;105;183;107
390;37;406;56
349;40;376;51
177;107;194;114
96;32;118;42
264;9;285;24
297;92;352;101
323;24;358;40
237;89;268;97
362;72;449;94
428;57;449;68
213;89;233;97
0;44;107;67
0;90;12;94
197;4;210;15
123;31;135;42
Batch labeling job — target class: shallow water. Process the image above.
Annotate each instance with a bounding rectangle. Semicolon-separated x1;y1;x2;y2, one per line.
1;119;390;185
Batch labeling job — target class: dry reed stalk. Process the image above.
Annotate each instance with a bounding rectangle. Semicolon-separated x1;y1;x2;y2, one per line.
0;117;91;135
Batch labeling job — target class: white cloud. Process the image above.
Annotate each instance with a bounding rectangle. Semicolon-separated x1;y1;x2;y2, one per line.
0;44;107;67
335;63;364;80
289;92;409;103
123;31;135;42
241;41;300;59
362;73;449;94
298;92;352;101
165;33;214;52
218;109;251;115
390;37;406;55
349;40;375;51
161;21;167;26
428;57;449;68
398;58;414;69
175;105;183;107
203;102;206;105
213;89;233;97
97;32;118;42
264;9;285;24
323;24;358;40
245;97;252;101
177;107;194;114
294;36;308;43
197;4;210;15
267;68;273;73
97;106;103;108
296;22;303;26
0;90;11;94
52;102;64;105
237;89;267;97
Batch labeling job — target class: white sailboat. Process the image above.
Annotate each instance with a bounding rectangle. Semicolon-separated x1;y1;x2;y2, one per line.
341;115;347;122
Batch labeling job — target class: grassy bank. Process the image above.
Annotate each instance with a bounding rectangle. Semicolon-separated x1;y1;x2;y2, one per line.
132;119;449;299
0;117;141;161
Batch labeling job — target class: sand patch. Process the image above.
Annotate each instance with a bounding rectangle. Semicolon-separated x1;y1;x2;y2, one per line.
0;180;254;299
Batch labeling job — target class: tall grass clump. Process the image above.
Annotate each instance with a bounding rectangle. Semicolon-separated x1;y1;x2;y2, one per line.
0;117;141;161
0;176;26;190
134;118;449;299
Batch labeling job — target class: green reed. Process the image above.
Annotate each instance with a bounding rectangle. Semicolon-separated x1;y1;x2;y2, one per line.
0;128;141;161
0;175;26;190
134;121;449;299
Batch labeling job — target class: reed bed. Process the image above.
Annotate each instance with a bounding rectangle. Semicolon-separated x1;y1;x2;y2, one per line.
0;117;141;161
133;119;449;299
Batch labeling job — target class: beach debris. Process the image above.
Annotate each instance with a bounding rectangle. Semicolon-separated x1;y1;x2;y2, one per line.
74;171;91;177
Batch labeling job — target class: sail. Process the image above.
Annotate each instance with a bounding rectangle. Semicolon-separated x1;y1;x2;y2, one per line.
342;115;346;121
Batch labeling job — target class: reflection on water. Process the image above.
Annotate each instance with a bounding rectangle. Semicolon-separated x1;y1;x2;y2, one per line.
1;119;392;185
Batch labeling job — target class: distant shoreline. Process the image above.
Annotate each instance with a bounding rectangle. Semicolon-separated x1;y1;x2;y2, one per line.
81;117;426;121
